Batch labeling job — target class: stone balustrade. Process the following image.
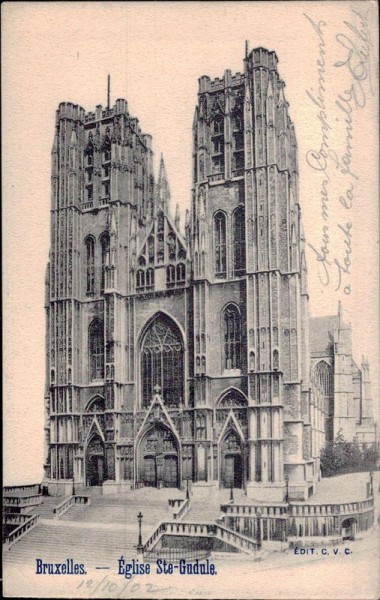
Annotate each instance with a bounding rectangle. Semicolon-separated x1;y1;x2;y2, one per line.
143;520;257;556
53;495;91;519
4;515;40;549
4;494;42;508
4;484;41;496
173;498;190;521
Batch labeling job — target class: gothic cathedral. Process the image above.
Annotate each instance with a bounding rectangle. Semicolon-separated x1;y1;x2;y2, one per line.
44;48;327;501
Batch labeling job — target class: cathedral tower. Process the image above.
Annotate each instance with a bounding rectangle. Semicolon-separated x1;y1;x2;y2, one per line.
191;48;319;500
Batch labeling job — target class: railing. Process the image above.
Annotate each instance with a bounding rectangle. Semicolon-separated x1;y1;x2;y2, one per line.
221;504;288;518
4;514;39;549
173;498;190;521
53;495;90;519
4;513;33;525
214;523;257;555
4;484;41;495
168;499;183;509
143;521;257;556
4;494;42;508
289;497;374;517
54;496;75;518
144;547;210;562
82;202;93;210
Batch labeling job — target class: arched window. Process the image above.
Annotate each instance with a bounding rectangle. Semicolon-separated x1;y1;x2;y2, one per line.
148;236;155;264
213;116;224;135
89;320;104;381
103;132;111;162
146;268;154;289
218;390;247;408
85;236;95;295
273;349;279;371
223;304;241;370
136;270;145;290
233;207;246;275
214;212;227;277
177;263;186;282
166;265;175;286
85;135;94;166
100;233;110;293
141;314;184;408
85;396;105;413
315;361;333;396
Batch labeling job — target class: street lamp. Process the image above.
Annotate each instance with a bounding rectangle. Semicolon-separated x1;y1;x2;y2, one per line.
137;512;144;552
285;474;289;503
256;508;262;549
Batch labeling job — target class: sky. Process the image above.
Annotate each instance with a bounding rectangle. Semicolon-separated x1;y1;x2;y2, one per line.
3;1;379;484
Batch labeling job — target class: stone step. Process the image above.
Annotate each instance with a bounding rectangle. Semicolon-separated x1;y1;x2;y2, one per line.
4;524;138;566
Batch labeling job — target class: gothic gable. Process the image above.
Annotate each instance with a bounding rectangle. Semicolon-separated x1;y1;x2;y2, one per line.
135;209;187;292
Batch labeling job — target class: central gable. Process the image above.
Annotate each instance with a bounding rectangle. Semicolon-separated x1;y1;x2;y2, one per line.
135;209;187;293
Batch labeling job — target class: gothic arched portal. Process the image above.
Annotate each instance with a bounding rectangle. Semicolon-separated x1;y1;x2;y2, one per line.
220;429;244;488
85;434;105;486
138;424;179;488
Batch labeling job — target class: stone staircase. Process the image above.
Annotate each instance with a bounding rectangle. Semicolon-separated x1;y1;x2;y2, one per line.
4;487;182;565
186;488;247;523
33;496;70;520
3;522;136;568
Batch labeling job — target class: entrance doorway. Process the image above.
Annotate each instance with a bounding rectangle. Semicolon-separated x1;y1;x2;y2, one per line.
86;435;105;486
341;518;357;541
139;425;179;488
221;430;243;488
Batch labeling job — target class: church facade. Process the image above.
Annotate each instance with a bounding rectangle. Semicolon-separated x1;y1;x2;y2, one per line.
310;306;376;447
43;48;355;501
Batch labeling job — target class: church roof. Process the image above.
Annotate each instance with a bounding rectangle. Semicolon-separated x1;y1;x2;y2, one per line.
309;315;338;355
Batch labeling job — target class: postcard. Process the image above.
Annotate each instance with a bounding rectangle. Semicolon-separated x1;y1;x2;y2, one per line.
2;1;379;598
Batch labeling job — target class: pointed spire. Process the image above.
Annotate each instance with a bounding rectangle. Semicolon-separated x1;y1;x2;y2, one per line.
193;105;199;128
175;203;180;230
245;40;249;58
157;153;171;211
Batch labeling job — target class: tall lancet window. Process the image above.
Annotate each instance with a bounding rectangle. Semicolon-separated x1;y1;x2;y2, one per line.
223;304;241;370
233;207;246;275
100;233;110;293
141;314;184;408
214;211;227;277
85;236;95;295
89;319;104;381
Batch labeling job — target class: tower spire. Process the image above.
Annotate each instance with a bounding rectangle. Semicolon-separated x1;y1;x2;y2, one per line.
157;153;171;212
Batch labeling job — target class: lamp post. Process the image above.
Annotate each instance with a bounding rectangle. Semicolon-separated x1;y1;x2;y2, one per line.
256;508;262;549
137;512;143;552
285;474;289;503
